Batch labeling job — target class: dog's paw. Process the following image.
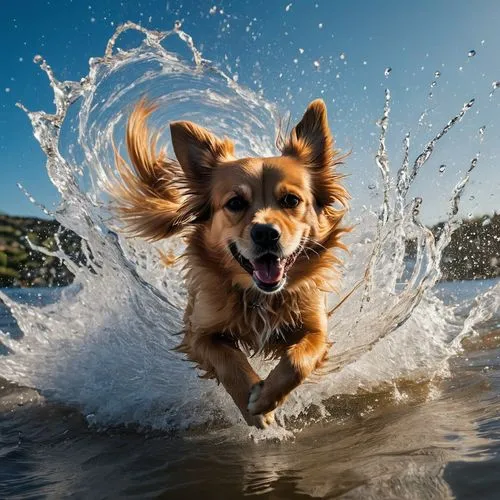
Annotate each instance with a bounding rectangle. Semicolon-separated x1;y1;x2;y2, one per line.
246;382;275;428
247;381;264;414
247;381;279;416
251;411;274;429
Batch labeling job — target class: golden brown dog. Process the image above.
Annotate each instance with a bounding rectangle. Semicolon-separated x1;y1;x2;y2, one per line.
110;98;348;428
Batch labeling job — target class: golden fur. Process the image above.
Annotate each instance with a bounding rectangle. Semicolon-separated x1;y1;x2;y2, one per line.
109;98;349;428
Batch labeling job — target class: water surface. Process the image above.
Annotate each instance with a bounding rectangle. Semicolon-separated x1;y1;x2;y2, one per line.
1;281;499;499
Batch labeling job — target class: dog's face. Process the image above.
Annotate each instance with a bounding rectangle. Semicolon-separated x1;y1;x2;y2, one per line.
170;100;347;293
206;156;317;293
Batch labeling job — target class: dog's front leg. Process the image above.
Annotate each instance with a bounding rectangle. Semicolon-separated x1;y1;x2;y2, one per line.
247;328;328;417
181;333;275;428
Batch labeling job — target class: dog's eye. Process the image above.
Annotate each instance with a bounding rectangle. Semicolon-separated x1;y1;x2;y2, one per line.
225;196;248;212
280;194;301;209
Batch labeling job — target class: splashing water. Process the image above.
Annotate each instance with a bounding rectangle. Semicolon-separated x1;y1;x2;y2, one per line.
0;23;497;433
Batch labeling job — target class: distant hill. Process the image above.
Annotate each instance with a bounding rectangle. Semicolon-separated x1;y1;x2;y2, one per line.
434;213;499;281
0;214;82;287
0;213;498;288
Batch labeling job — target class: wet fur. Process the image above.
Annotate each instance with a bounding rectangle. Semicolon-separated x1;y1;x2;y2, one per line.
109;98;349;428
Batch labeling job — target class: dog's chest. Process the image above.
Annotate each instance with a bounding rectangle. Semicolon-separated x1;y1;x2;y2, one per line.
186;288;303;350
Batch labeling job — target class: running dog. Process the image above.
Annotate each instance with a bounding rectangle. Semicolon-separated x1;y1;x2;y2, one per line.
110;98;348;427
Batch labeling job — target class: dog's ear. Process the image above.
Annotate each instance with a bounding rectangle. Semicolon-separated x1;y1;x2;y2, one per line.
108;99;186;241
283;99;348;208
170;121;234;181
283;99;333;169
170;121;234;223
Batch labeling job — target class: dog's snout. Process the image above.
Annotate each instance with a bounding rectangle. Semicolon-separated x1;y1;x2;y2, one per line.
251;223;281;247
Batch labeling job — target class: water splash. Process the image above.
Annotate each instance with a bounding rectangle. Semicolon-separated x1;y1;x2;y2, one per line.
0;23;496;432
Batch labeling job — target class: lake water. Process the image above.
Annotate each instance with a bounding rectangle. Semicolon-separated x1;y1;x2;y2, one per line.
1;280;499;499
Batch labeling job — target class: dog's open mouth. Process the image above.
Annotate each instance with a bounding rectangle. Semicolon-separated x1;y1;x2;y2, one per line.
229;243;299;292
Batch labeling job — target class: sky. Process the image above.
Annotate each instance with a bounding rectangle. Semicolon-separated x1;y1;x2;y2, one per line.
1;0;499;224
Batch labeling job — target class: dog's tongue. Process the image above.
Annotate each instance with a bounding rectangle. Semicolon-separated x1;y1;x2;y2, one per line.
252;256;284;284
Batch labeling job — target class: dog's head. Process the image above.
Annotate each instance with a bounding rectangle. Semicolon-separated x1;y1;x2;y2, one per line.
170;100;348;293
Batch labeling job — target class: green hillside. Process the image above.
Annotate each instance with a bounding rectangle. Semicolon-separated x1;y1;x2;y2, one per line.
0;214;82;287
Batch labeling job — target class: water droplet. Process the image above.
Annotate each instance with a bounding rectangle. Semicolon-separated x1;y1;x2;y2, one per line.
368;183;376;190
482;217;492;227
293;58;298;64
459;66;463;71
4;87;11;93
469;195;475;200
490;80;500;97
468;49;476;58
285;3;292;11
339;52;346;60
232;73;239;82
209;5;217;15
467;212;473;219
313;60;320;68
434;70;441;78
481;39;486;45
174;20;182;30
90;17;96;23
412;199;422;217
465;98;475;109
439;165;446;173
318;23;323;29
430;81;437;88
384;67;392;77
363;60;367;65
298;48;304;54
33;54;43;64
428;92;433;99
479;125;486;135
18;57;23;62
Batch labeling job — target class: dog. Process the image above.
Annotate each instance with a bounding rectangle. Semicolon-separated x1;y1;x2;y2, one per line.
110;98;349;428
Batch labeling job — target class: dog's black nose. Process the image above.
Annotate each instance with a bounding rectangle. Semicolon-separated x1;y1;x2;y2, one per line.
251;224;281;247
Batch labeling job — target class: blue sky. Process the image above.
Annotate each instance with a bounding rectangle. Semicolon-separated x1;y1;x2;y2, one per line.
1;0;499;224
